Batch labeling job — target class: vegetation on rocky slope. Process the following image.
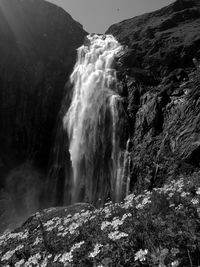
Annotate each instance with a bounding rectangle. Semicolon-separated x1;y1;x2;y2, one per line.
0;172;200;266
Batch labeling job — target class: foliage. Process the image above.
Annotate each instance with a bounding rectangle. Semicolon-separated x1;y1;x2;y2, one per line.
1;173;200;266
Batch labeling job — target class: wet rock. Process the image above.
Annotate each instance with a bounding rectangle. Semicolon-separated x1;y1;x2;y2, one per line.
162;68;189;86
126;68;160;86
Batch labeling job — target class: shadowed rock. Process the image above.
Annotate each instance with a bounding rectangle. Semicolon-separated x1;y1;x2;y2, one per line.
0;0;87;233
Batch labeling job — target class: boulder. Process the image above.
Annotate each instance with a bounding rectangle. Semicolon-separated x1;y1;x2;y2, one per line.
0;204;94;266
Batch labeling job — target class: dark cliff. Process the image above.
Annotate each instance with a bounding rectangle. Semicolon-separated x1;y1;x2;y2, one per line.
0;0;87;231
0;0;87;170
107;0;200;194
107;0;200;77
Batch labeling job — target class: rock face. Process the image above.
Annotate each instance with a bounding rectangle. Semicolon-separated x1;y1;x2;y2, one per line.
125;70;200;193
107;0;200;194
107;0;200;78
0;0;87;232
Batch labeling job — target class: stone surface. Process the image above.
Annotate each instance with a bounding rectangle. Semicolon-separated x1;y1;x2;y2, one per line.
107;0;200;194
127;70;200;193
107;0;200;78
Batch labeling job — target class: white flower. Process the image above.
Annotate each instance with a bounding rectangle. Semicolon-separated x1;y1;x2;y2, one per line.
124;194;135;202
15;259;25;267
101;221;111;230
171;260;179;267
41;257;48;267
123;194;135;209
134;249;148;262
33;237;42;246
108;231;128;240
54;241;85;264
54;254;61;262
1;250;16;261
24;253;41;266
0;230;28;247
196;188;200;195
191;198;199;205
1;245;24;262
71;241;85;251
136;196;151;209
103;206;112;218
111;218;123;229
59;252;73;263
89;243;103;258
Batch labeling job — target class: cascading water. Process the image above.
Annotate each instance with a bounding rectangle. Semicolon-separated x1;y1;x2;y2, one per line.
123;138;131;196
63;34;129;205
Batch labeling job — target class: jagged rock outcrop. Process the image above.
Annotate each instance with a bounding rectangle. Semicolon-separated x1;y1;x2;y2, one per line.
107;0;200;79
126;70;200;193
0;0;87;232
108;0;200;193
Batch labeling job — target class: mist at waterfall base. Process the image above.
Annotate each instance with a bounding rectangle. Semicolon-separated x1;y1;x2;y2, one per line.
62;34;130;205
0;162;44;233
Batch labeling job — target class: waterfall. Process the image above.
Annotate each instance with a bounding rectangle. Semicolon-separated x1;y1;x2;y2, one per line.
63;34;128;205
123;138;131;196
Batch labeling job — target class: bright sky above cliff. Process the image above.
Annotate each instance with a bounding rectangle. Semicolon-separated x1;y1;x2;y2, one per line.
48;0;174;33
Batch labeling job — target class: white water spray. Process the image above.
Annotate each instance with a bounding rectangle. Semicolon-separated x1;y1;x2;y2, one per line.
63;34;128;204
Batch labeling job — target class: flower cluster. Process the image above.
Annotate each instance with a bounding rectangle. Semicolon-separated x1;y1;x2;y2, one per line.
1;174;200;266
54;241;85;264
108;230;128;240
1;244;24;262
134;249;148;262
89;243;103;258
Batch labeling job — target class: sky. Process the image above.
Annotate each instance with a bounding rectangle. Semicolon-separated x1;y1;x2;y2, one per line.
48;0;174;33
